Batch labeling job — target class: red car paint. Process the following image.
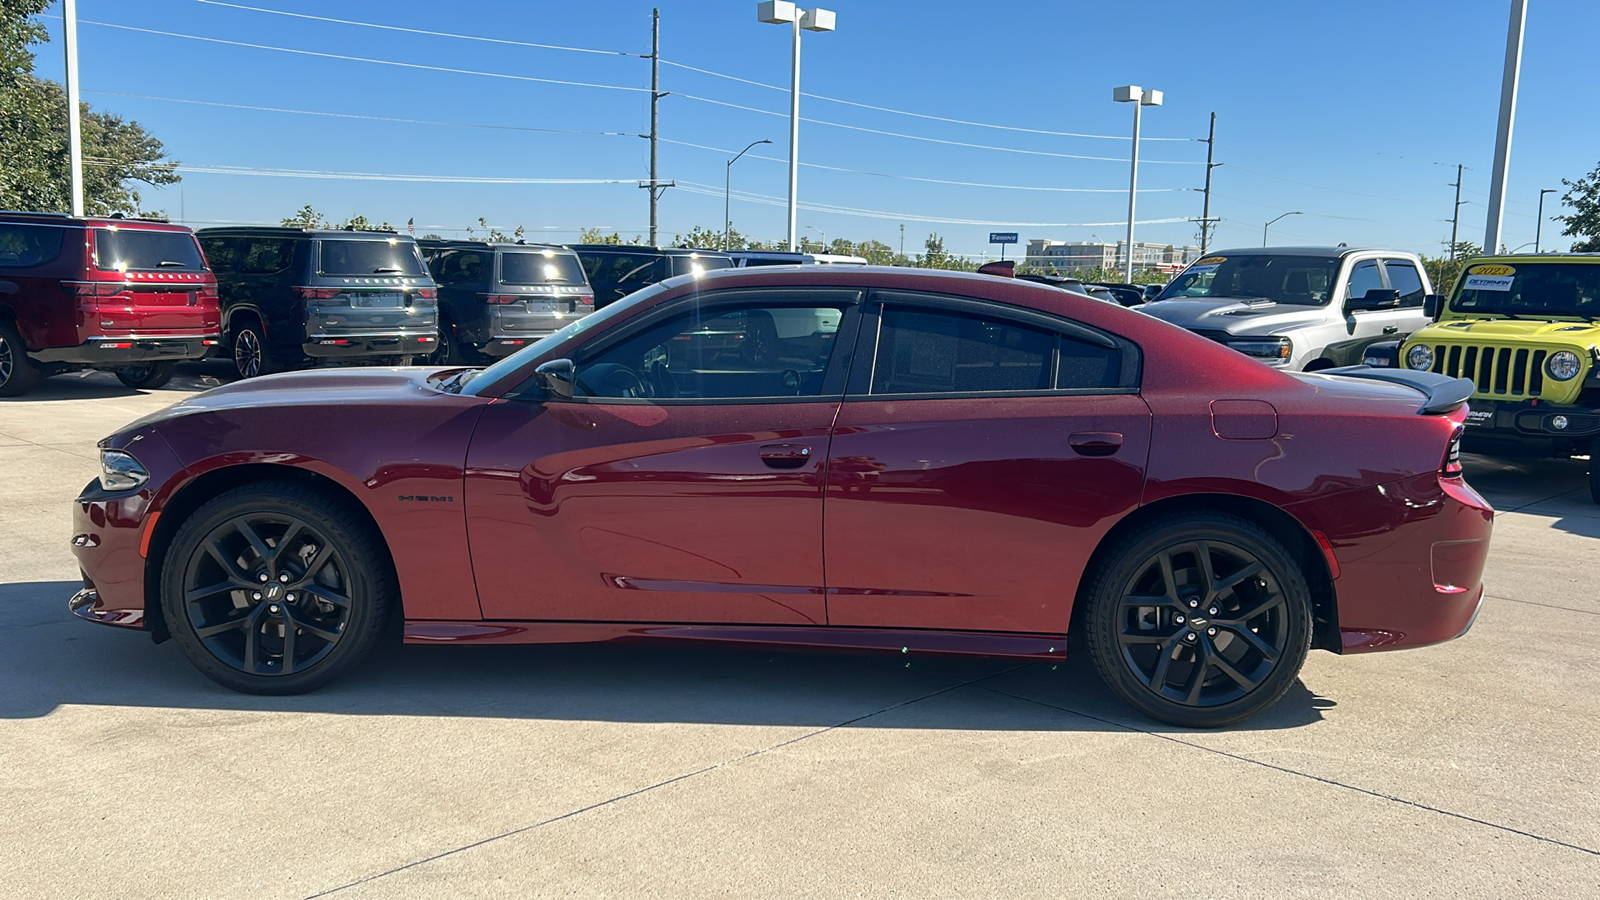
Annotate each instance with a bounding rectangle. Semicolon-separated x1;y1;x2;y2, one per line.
69;266;1492;663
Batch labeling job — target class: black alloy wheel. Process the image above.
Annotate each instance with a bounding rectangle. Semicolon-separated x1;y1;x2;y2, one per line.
232;322;273;379
426;317;463;366
162;483;394;693
115;360;176;390
1084;513;1311;728
0;320;42;397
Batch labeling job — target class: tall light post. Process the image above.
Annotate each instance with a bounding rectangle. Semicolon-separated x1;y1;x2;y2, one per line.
62;0;85;216
1113;86;1162;281
1536;188;1556;253
758;2;836;252
807;225;825;251
1484;0;1527;254
1263;211;1302;245
725;139;771;251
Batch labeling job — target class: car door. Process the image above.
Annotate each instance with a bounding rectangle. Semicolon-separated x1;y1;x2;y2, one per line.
823;292;1152;636
1380;257;1433;336
464;287;863;624
1343;256;1414;340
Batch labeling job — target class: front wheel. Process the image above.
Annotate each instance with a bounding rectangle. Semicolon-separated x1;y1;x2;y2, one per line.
161;483;396;694
231;322;277;379
114;360;176;390
0;320;42;397
1082;512;1312;728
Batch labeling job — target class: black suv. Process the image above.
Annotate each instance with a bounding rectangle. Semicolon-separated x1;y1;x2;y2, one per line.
418;240;593;364
569;246;735;308
196;227;438;378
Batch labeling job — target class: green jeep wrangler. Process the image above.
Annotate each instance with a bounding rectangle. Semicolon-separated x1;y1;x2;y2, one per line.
1399;254;1600;502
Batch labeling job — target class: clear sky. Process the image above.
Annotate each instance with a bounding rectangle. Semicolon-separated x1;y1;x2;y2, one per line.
28;0;1600;259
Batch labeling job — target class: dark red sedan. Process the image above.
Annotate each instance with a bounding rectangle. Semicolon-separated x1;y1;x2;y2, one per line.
69;266;1493;727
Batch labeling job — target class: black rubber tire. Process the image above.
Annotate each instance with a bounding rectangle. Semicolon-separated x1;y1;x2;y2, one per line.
426;316;468;366
231;320;278;379
1082;512;1312;728
114;360;176;390
0;320;43;397
161;482;396;694
1589;454;1600;505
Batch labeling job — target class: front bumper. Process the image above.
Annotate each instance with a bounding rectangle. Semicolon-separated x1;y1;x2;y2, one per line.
1459;397;1600;442
30;335;219;366
69;478;157;631
302;333;436;360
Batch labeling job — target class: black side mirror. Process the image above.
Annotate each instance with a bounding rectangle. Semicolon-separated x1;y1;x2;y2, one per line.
1348;288;1401;311
535;358;575;400
1423;293;1445;320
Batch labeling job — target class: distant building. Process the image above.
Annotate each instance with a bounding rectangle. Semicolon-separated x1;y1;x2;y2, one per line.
1025;240;1200;275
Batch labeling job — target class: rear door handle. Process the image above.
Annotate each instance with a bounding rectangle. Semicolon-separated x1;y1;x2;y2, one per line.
1069;432;1123;457
759;443;812;469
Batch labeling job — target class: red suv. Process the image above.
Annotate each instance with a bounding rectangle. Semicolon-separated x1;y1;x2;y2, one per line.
0;212;221;396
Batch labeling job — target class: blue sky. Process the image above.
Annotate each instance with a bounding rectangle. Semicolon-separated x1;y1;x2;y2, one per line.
29;0;1600;259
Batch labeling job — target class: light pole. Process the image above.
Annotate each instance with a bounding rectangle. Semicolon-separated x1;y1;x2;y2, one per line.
1484;0;1527;254
62;0;85;216
1263;211;1302;246
725;139;771;251
1536;188;1556;253
807;225;825;251
1114;85;1162;281
758;2;836;252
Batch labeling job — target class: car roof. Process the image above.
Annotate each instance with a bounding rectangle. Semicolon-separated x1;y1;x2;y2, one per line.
1207;246;1410;258
196;226;418;241
1463;253;1600;264
569;244;732;257
0;210;194;231
417;239;576;253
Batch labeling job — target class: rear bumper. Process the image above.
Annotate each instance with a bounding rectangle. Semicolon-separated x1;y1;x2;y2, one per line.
30;335;218;366
302;332;436;360
1289;473;1495;654
477;334;554;358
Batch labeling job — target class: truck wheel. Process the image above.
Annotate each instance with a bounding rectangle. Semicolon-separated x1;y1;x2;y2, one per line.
232;321;278;379
0;320;43;397
115;360;176;390
1589;455;1600;505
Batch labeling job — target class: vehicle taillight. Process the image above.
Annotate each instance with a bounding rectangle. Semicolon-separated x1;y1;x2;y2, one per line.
413;287;437;301
478;293;522;304
293;287;340;300
1443;426;1464;478
576;294;594;309
198;283;219;302
61;281;123;298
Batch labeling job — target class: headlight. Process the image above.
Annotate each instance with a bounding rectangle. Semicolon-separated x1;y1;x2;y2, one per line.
1405;344;1435;371
99;449;150;492
1227;336;1292;362
1546;350;1583;381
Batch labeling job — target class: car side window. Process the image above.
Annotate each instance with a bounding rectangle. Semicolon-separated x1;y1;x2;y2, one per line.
0;223;65;268
573;302;846;400
199;236;239;273
240;238;294;275
1346;260;1385;301
870;305;1053;394
429;249;483;285
610;254;668;288
1382;259;1427;307
1057;334;1122;389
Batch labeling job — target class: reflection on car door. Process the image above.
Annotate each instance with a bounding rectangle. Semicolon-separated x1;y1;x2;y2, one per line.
464;289;862;624
823;293;1152;636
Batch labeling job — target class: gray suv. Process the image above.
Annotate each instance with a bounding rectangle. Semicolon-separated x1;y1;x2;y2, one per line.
1139;246;1433;371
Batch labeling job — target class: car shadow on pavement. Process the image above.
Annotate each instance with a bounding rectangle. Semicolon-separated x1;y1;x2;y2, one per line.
1;581;1331;732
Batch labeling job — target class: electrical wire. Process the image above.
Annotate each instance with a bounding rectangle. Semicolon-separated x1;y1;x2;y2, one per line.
81;159;641;184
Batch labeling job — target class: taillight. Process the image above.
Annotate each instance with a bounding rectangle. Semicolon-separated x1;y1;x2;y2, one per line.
478;293;522;304
1443;426;1464;478
576;294;594;309
61;281;122;298
414;287;437;301
293;287;340;300
198;283;219;302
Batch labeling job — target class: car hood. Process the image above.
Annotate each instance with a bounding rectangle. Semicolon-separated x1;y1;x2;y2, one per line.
1413;318;1600;341
1139;298;1331;336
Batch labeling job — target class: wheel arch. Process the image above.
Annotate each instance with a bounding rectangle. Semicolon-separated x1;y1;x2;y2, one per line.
142;463;395;643
1072;492;1340;652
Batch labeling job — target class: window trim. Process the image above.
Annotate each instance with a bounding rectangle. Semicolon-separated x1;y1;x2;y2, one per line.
846;290;1142;399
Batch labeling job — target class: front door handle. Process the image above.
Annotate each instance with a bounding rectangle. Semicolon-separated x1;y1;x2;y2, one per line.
759;443;812;469
1069;432;1123;457
1383;325;1399;334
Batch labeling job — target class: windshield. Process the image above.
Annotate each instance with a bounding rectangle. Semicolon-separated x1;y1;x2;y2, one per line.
93;228;206;272
501;251;587;285
463;280;676;396
318;238;427;276
1156;254;1338;306
1450;262;1600;320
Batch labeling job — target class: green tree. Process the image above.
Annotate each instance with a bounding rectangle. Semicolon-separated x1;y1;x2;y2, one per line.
1557;161;1600;251
1420;241;1482;295
0;1;179;214
466;216;524;242
281;204;327;228
578;227;646;245
915;233;977;271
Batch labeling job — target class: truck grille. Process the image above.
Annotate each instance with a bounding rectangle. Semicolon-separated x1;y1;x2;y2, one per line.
1427;344;1546;397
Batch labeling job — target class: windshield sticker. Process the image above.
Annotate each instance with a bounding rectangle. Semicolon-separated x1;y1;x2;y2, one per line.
1187;256;1226;274
1469;264;1515;276
1463;274;1514;291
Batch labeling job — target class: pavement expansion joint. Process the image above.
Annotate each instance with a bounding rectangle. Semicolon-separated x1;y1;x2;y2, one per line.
980;685;1600;859
302;663;1030;898
1488;593;1600;618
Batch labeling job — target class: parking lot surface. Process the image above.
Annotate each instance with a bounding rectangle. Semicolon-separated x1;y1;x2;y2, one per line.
3;366;1598;898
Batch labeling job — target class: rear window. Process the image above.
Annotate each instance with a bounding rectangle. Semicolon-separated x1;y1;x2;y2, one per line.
500;251;586;285
0;223;66;268
93;228;206;272
673;255;734;276
318;239;426;276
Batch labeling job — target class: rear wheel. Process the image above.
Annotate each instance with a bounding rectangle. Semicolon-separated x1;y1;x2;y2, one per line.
161;483;395;694
0;320;42;397
231;320;277;379
1082;512;1312;728
114;360;176;390
426;317;468;366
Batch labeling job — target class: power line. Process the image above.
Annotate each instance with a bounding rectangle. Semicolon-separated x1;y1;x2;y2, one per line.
82;159;641;184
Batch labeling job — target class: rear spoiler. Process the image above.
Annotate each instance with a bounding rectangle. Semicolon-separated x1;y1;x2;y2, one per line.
1320;365;1474;415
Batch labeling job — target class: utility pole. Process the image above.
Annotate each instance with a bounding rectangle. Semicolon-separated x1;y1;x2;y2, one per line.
899;223;905;259
1195;111;1220;255
1448;163;1465;260
638;9;673;246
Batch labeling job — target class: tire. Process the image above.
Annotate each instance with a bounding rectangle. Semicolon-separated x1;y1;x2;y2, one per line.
1082;512;1312;728
231;320;277;379
161;482;396;694
1589;454;1600;505
426;317;466;367
0;320;43;397
1303;358;1337;372
114;360;176;390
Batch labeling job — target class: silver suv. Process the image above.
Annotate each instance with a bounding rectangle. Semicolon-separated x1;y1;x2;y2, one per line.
1138;246;1433;371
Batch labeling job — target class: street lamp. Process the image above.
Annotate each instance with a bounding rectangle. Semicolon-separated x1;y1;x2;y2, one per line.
758;1;836;252
725;139;772;251
1536;188;1557;253
807;225;825;251
1113;85;1162;281
1263;211;1302;246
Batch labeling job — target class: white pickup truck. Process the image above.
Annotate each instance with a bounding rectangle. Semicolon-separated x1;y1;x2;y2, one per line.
1138;246;1434;371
